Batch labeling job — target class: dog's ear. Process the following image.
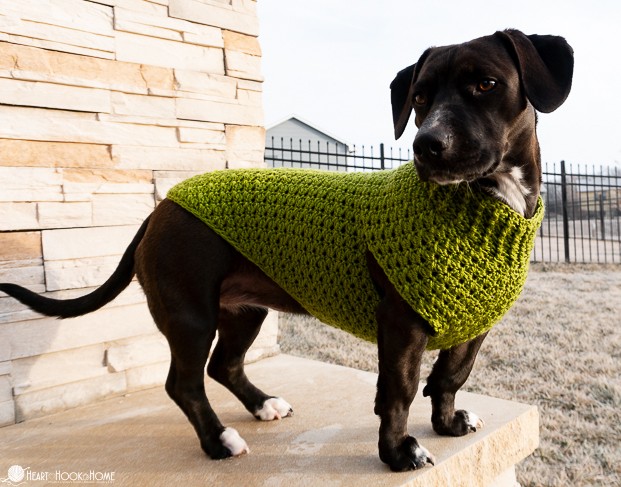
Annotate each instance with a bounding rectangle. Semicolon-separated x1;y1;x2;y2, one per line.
496;29;574;113
391;49;434;139
390;64;416;139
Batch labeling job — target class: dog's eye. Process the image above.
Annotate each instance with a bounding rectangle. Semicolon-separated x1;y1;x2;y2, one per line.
413;94;427;106
477;79;497;92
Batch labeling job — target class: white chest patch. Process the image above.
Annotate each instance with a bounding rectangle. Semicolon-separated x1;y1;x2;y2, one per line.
486;166;531;216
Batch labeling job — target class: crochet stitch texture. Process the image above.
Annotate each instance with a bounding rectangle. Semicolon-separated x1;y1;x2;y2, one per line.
167;162;544;350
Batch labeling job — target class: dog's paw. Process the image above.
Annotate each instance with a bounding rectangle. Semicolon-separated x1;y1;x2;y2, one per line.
461;410;484;432
438;410;484;436
220;427;250;456
254;397;293;421
380;436;435;472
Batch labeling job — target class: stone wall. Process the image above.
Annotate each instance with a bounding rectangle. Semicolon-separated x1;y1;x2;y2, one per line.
0;0;277;427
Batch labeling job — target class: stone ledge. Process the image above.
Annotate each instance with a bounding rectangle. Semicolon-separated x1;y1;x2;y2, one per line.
0;354;538;486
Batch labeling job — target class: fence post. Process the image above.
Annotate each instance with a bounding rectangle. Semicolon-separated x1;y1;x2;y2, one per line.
560;160;571;263
380;143;385;170
599;191;606;240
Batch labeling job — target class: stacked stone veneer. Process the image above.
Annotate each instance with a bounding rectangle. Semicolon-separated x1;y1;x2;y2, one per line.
0;0;277;427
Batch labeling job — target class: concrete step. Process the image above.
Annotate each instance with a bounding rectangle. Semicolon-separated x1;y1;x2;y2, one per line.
0;354;538;486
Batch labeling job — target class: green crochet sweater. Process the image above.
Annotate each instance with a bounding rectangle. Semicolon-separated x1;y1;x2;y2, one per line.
167;162;543;350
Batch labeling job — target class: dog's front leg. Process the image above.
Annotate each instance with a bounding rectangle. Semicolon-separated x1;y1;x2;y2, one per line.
375;302;435;471
367;253;435;471
423;333;488;436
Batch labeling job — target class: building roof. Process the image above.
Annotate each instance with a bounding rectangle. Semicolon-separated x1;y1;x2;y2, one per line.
266;114;351;148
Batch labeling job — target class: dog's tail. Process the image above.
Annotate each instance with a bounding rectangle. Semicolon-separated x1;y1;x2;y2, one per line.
0;215;151;319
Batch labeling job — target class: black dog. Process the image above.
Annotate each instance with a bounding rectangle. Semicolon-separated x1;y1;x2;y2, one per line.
0;29;573;471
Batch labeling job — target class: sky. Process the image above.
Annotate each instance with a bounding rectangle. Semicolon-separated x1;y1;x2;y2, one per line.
257;0;621;168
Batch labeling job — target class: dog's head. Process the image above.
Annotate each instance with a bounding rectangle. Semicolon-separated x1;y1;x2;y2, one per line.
391;29;574;186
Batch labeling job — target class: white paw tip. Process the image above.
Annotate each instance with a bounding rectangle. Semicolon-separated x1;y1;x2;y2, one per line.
415;445;436;466
220;427;249;456
255;397;293;421
467;411;484;431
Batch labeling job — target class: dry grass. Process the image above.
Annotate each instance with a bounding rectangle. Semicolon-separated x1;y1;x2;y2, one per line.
278;265;621;486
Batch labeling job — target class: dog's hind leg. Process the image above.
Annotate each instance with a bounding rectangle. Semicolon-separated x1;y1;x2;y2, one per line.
207;306;293;421
135;200;249;458
422;332;488;436
155;290;249;458
164;320;249;459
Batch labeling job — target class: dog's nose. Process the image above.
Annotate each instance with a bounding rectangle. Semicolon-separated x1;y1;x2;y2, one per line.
413;131;450;161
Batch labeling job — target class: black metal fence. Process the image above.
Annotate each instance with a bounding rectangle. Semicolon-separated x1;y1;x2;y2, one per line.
265;138;409;172
536;161;620;264
265;138;621;264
